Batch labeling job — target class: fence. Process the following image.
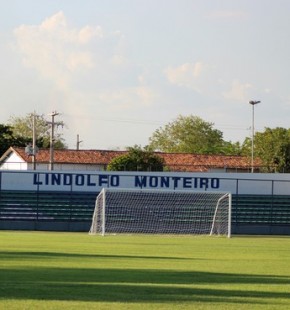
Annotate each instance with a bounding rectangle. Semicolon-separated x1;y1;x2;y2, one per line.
0;171;290;234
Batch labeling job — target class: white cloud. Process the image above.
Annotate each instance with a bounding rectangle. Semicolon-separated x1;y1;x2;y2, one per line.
66;52;94;71
206;10;247;20
110;54;126;66
11;10;160;125
77;25;103;43
222;79;252;102
39;11;103;44
41;11;67;30
13;11;102;90
98;85;157;111
165;62;210;92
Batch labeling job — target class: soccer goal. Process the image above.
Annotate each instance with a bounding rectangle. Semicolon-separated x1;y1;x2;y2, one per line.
89;188;232;237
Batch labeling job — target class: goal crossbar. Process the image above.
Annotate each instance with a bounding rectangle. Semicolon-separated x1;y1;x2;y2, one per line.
89;188;231;237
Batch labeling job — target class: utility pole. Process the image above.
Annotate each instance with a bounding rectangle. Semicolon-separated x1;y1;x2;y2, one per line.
47;111;63;171
32;112;36;170
76;134;83;150
25;112;38;170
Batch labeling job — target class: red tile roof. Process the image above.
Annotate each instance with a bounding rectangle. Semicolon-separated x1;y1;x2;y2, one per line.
5;147;258;172
14;148;126;165
158;152;254;172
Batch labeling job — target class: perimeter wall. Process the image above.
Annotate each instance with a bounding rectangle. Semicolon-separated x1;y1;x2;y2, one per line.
0;170;290;235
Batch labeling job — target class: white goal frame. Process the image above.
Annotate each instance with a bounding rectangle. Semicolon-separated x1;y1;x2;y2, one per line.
89;188;232;238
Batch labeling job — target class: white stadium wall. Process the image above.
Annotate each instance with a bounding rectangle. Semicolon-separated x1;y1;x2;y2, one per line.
1;170;290;235
1;170;290;195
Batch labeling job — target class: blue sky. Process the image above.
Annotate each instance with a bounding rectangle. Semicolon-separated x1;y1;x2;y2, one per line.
1;0;290;150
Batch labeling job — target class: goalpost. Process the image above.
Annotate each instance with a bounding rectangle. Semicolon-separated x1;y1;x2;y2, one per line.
89;188;232;237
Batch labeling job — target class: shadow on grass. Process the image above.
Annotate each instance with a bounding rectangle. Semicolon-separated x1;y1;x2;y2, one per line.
1;266;290;305
0;251;191;261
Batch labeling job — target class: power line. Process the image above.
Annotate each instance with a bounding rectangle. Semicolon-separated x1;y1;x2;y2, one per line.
62;113;162;125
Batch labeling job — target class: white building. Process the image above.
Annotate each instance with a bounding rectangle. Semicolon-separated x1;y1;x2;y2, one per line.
0;147;259;172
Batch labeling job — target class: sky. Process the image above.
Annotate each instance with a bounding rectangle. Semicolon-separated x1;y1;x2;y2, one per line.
1;0;290;150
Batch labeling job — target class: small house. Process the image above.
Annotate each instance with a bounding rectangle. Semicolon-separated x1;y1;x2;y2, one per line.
0;147;259;172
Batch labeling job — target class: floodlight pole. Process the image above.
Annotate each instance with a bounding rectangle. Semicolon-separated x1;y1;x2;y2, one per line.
249;100;260;173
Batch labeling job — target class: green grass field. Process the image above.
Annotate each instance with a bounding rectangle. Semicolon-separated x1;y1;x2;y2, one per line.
0;232;290;309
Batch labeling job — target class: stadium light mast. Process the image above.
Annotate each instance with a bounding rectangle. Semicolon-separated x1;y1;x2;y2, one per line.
249;100;261;173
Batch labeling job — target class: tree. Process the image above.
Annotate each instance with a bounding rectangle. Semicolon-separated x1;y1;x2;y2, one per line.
243;127;290;172
8;113;66;149
0;124;29;156
149;115;227;154
220;141;243;156
107;145;164;171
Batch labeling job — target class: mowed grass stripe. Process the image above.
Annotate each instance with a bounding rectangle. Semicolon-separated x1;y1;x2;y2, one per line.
0;232;290;309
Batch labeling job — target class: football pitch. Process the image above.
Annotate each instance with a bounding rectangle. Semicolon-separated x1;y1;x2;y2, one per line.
0;232;290;309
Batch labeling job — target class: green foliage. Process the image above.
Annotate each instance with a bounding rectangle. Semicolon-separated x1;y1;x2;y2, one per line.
107;145;164;171
0;124;29;156
219;141;243;155
252;127;290;172
149;115;227;154
8;113;66;149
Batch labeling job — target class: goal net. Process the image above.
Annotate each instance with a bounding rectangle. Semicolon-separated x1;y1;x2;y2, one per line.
89;188;231;237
